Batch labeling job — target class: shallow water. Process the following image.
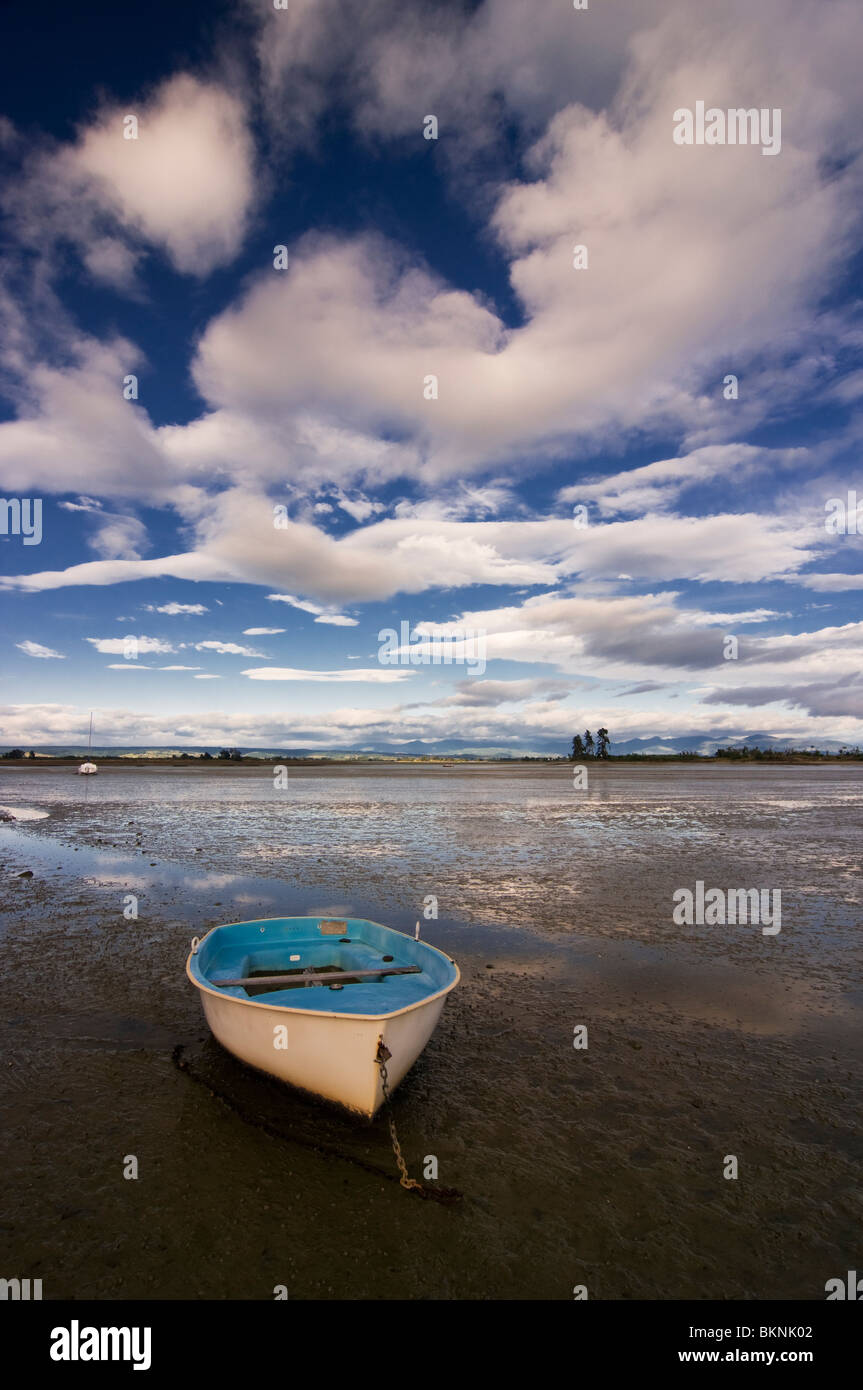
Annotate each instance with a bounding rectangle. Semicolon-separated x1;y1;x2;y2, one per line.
0;763;860;1299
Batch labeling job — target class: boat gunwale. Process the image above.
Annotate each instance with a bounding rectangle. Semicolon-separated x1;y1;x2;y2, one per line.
185;915;460;1023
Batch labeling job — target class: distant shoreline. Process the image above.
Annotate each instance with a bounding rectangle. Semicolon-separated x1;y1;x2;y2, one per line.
2;753;862;769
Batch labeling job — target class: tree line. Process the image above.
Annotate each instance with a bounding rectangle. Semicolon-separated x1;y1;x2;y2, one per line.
570;728;610;759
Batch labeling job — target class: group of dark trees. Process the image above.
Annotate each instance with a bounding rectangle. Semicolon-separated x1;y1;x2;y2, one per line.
168;750;248;760
162;749;240;761
2;749;35;759
715;744;863;760
570;728;610;759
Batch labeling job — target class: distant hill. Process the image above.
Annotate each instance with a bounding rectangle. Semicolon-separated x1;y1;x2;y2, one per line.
609;733;855;757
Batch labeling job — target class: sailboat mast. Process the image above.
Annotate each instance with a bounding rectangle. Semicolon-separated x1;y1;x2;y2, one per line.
78;712;97;775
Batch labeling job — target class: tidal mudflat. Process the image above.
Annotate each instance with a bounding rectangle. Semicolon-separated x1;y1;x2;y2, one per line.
1;763;860;1299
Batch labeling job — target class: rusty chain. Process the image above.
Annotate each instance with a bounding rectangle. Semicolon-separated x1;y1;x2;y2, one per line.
375;1039;425;1194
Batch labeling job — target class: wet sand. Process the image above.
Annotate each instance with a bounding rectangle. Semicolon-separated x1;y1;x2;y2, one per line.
1;763;860;1299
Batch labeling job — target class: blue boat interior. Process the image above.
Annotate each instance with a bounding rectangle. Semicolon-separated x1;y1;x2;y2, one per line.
190;916;458;1015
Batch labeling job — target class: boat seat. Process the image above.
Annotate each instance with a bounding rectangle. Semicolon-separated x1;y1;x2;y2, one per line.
206;938;399;984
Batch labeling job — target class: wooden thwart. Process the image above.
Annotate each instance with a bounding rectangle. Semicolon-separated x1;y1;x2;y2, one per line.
214;965;422;990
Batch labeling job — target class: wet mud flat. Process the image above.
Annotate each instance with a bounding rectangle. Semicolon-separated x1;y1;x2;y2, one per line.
0;763;861;1299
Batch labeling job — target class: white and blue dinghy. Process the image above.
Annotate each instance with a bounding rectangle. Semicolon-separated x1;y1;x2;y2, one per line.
187;916;460;1117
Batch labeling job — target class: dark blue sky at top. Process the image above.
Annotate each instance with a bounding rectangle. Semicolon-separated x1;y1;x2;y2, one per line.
2;0;858;478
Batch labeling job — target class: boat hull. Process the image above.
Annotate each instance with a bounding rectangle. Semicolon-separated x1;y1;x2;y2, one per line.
196;986;448;1117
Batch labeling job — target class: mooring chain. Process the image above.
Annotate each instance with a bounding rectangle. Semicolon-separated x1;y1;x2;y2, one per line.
375;1040;424;1194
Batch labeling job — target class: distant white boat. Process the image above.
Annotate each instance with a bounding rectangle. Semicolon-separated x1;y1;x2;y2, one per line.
78;713;97;775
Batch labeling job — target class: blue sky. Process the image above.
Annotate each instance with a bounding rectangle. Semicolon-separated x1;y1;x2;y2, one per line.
1;0;862;751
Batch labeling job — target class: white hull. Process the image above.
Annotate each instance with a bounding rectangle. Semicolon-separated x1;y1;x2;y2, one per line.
194;981;449;1117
